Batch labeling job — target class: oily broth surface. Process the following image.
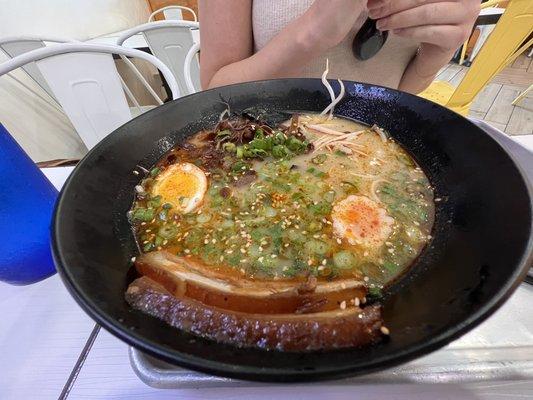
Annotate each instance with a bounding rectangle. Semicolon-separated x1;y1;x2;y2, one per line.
131;114;434;289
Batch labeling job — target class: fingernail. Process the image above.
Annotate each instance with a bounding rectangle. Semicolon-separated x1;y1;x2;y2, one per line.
376;19;387;30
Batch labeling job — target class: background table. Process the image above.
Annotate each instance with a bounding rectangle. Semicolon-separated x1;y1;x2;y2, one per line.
1;134;532;400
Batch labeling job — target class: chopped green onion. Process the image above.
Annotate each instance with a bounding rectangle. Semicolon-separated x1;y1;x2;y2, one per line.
222;142;236;153
333;251;358;269
272;145;289;159
149;167;160;178
132;208;155;222
312;153;328;165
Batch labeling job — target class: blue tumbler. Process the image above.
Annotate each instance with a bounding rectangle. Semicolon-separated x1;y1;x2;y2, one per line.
0;124;58;284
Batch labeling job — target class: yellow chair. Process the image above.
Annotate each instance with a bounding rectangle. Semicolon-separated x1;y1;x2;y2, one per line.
419;0;533;116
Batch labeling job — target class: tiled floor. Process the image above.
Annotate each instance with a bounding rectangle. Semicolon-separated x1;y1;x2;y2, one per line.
437;53;533;135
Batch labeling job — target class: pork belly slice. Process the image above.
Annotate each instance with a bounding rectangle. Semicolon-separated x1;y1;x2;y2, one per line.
135;251;368;314
126;276;384;351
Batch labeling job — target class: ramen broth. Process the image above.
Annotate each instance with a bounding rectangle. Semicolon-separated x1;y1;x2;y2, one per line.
131;114;434;291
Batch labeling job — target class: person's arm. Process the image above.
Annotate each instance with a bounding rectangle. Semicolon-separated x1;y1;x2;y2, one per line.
199;0;367;89
368;0;480;94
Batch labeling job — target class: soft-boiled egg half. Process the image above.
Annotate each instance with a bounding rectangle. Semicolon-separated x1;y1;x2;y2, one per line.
331;195;394;250
151;163;207;213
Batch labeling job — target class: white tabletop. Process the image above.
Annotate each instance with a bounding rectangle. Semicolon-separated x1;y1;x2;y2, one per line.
1;134;532;400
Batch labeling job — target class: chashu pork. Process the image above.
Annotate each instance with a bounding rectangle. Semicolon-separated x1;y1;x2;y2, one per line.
135;251;371;314
126;276;384;351
126;250;385;351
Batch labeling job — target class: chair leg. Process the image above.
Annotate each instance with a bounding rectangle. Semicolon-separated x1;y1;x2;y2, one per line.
511;85;532;106
447;0;533;112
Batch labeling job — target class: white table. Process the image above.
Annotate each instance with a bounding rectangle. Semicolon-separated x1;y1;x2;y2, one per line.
1;135;532;400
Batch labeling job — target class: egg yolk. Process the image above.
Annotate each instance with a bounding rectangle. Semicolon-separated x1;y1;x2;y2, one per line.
151;163;207;213
332;195;394;250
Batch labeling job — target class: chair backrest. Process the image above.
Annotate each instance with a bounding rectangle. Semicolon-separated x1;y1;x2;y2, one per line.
0;43;179;149
148;5;198;22
117;21;200;96
184;42;201;94
0;36;74;102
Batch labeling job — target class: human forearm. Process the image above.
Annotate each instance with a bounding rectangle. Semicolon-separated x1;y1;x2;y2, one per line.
206;9;330;89
398;46;455;94
368;0;479;94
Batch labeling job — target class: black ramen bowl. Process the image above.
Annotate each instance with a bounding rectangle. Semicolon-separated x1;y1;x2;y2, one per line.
52;79;533;382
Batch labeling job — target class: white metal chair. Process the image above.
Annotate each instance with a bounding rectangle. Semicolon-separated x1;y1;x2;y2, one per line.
148;5;197;22
117;20;201;96
0;36;75;106
0;43;179;150
0;35;148;114
184;42;200;94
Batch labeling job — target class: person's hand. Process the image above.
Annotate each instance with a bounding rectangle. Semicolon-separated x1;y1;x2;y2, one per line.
368;0;480;58
305;0;368;50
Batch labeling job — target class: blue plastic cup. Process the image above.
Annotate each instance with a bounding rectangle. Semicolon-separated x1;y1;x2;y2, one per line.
0;124;58;284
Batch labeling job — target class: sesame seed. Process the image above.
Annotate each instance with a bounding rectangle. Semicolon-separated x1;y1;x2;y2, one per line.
435;198;442;202
219;255;224;262
336;238;342;244
284;243;289;248
133;170;139;175
131;257;136;262
363;276;369;282
354;297;360;306
240;268;246;273
363;251;369;257
388;248;394;254
358;314;363;319
307;259;313;266
340;301;346;310
318;266;325;271
258;256;264;262
322;259;327;265
184;249;190;254
380;326;390;335
240;248;246;254
226;250;233;254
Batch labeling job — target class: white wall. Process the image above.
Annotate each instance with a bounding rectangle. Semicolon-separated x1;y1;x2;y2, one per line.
0;0;151;162
0;0;151;41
